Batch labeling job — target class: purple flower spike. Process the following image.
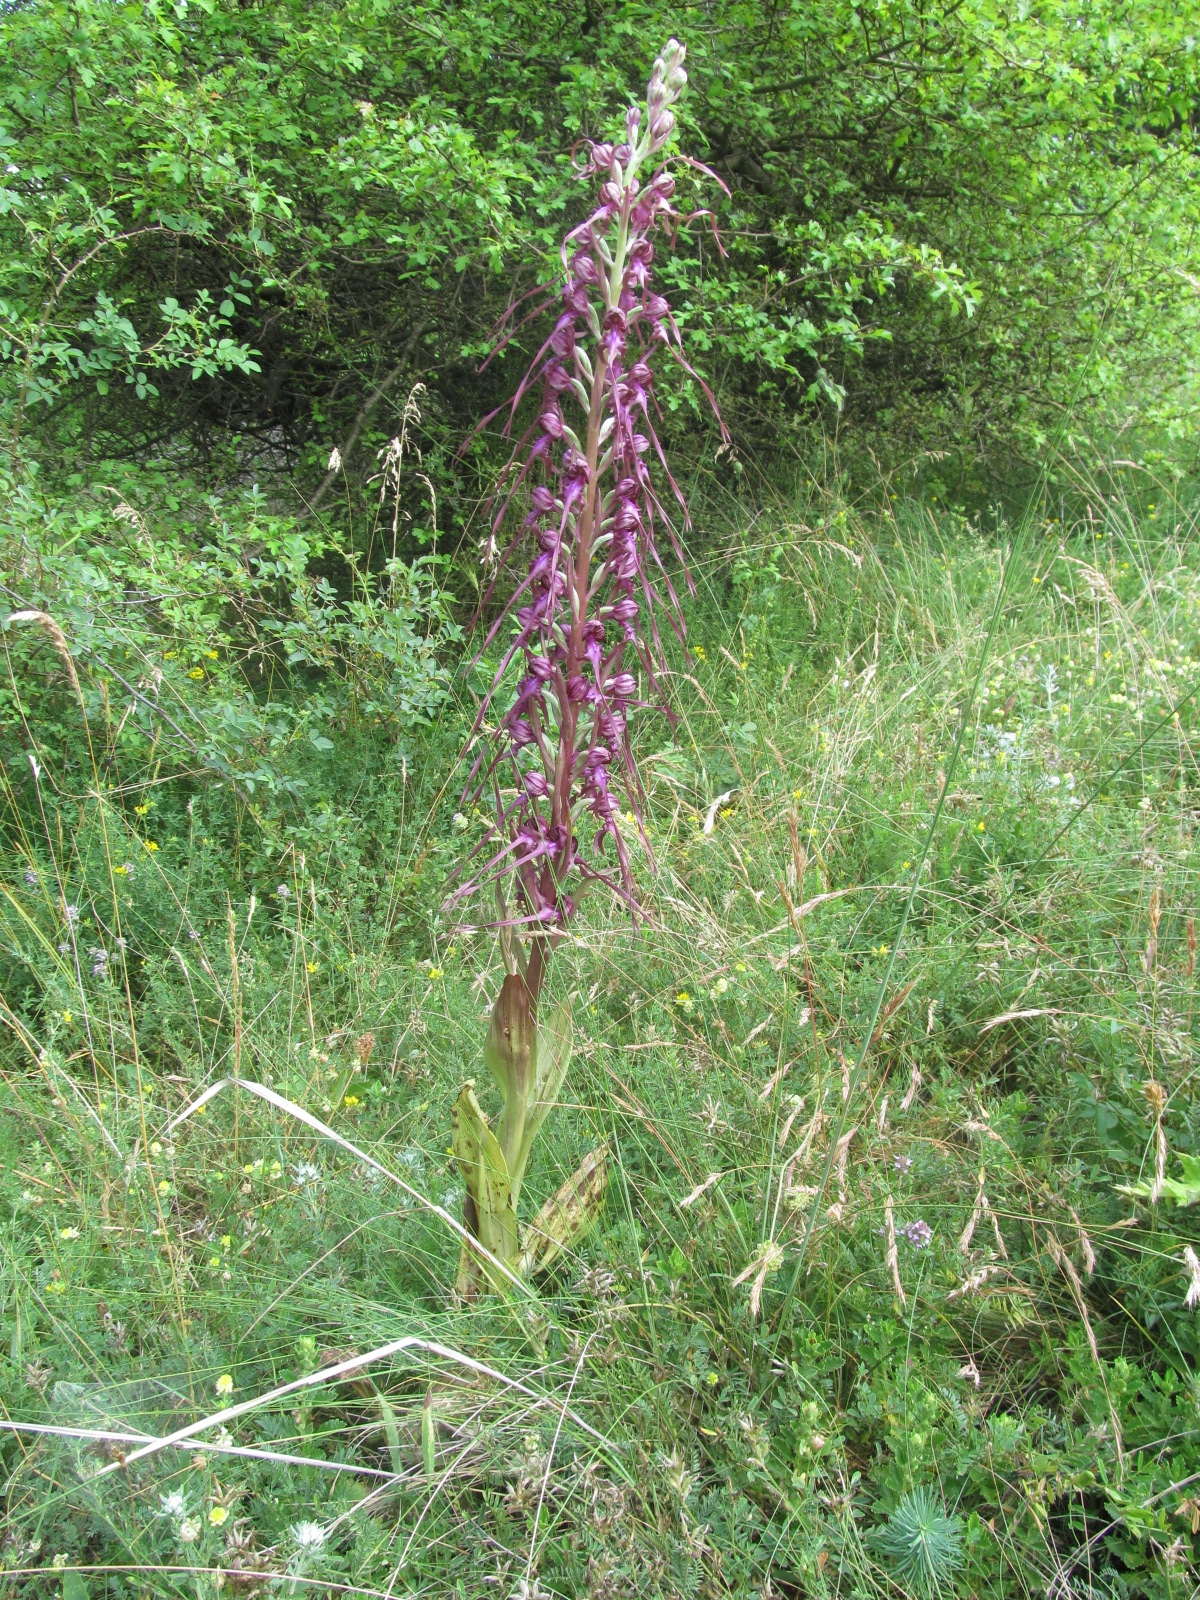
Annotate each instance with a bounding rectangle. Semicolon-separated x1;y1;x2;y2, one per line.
458;41;727;996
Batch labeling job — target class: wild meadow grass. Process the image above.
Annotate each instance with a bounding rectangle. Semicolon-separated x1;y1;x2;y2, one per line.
2;459;1199;1598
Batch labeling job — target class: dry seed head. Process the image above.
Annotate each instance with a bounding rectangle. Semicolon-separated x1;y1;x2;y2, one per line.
1183;1246;1200;1310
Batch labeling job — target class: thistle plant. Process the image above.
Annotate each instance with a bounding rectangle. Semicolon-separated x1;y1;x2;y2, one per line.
450;40;725;1295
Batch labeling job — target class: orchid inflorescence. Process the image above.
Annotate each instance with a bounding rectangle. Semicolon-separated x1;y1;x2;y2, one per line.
462;38;726;996
449;41;723;1297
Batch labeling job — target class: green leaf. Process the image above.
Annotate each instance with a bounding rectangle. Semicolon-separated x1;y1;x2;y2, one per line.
1116;1153;1200;1208
451;1082;518;1287
519;1143;609;1277
512;998;573;1190
483;974;536;1184
377;1390;404;1479
421;1390;436;1482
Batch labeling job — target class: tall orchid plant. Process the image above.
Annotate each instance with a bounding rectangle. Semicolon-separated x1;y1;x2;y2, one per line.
451;41;724;1296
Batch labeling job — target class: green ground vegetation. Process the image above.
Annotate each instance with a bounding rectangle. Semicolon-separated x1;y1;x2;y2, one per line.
2;455;1200;1598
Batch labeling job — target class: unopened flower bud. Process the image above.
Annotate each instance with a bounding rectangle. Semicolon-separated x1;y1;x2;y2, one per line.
650;111;675;147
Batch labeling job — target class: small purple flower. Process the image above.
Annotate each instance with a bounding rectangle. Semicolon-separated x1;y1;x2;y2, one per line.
902;1219;933;1249
63;904;79;925
89;947;108;977
57;942;69;955
894;1153;912;1174
23;868;38;887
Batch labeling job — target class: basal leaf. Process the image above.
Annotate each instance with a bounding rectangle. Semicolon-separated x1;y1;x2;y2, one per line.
519;1143;609;1277
451;1083;519;1282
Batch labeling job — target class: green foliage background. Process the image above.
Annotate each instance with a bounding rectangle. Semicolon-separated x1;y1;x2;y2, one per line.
2;0;1198;484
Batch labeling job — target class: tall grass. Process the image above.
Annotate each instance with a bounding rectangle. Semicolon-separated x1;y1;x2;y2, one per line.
2;452;1198;1599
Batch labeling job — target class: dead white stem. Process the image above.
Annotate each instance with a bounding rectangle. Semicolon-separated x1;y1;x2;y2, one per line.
166;1076;531;1298
0;1418;398;1480
885;1195;906;1307
88;1336;615;1481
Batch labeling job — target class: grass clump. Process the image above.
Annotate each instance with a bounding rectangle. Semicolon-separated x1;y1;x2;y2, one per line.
2;457;1199;1598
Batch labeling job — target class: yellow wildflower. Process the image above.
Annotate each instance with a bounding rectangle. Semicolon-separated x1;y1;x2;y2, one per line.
215;1374;233;1397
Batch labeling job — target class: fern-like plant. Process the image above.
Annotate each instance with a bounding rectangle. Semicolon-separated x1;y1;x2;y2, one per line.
871;1487;964;1596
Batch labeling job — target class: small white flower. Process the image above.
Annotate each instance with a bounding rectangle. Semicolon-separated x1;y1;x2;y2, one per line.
292;1162;321;1187
160;1490;187;1519
292;1520;326;1550
327;446;343;473
178;1516;201;1544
